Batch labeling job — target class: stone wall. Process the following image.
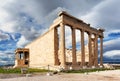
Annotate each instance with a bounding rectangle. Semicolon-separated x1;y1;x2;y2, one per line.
65;45;89;63
25;29;55;68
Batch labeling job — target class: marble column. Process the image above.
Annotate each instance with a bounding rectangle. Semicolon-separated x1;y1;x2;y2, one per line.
94;35;98;67
23;50;25;59
88;33;92;67
91;38;95;66
81;30;85;67
16;53;19;59
16;53;19;66
100;37;103;66
71;28;77;65
60;23;66;66
54;27;59;65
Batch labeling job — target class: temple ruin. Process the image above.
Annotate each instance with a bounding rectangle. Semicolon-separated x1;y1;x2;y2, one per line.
14;11;104;70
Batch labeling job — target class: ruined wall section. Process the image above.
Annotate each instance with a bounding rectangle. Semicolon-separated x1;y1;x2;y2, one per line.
65;45;89;63
25;29;55;68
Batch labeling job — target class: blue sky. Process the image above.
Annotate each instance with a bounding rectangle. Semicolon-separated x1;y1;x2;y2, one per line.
0;0;120;65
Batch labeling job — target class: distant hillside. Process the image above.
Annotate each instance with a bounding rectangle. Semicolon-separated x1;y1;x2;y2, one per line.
0;64;14;67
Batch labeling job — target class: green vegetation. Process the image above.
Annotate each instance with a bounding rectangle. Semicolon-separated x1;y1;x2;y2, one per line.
0;68;49;74
28;68;49;73
0;67;119;74
0;68;21;74
64;68;115;73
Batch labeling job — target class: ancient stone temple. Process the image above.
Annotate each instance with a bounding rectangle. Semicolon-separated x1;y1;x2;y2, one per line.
14;11;104;70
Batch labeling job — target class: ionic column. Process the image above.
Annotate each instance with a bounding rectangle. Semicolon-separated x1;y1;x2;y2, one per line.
54;27;59;65
81;30;85;67
94;35;98;67
91;38;95;66
88;33;92;67
71;28;77;65
100;37;103;66
16;53;19;65
15;53;19;60
60;23;66;66
23;50;25;59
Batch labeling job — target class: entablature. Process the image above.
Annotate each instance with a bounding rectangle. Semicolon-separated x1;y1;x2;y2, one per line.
50;11;104;37
15;48;29;54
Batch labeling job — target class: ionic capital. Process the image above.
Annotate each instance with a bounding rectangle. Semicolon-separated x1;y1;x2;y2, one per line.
60;22;65;27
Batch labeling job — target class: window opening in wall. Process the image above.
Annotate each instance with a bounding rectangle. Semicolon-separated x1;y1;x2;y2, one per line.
19;53;24;59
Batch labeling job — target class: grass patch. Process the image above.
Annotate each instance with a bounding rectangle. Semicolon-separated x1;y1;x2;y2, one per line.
65;68;114;73
28;68;49;73
0;68;49;74
0;67;119;74
0;68;21;74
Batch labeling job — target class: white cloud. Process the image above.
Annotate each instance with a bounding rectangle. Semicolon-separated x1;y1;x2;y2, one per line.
104;50;120;59
104;38;120;47
105;29;120;36
0;50;14;65
103;37;120;53
0;21;17;32
0;6;16;32
0;31;10;41
80;0;120;31
17;35;29;47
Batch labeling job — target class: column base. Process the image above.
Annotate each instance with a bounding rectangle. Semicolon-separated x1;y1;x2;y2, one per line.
91;65;99;69
99;65;104;68
65;64;81;70
72;65;81;70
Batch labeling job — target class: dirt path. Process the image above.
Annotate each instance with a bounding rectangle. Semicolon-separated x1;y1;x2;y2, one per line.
0;70;120;81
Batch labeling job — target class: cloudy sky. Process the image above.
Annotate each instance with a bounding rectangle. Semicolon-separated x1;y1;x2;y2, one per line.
0;0;120;65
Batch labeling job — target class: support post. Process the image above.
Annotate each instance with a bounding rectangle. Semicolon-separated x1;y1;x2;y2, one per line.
60;23;66;67
94;35;98;67
54;27;59;65
88;33;92;67
81;30;85;67
71;28;77;66
100;37;103;66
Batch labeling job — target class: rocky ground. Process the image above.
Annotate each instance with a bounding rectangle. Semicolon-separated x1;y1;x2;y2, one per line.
0;70;120;81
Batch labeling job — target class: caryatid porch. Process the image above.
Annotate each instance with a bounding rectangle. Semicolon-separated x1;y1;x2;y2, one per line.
14;48;29;68
50;11;104;69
